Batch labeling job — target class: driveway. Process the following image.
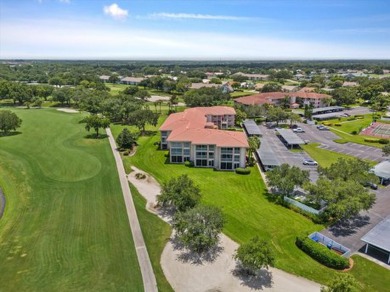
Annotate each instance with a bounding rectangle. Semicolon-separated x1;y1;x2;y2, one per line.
297;123;385;163
260;125;319;182
321;185;390;254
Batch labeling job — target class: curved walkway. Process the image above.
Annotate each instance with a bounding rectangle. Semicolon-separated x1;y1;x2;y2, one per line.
106;128;157;292
128;167;321;292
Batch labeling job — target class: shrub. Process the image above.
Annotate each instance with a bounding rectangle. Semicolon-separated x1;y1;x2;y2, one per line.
356;116;364;119
295;236;349;270
184;160;194;167
364;138;380;143
347;117;356;121
235;167;251;175
334;123;342;126
323;122;332;126
351;130;358;135
379;139;389;144
135;173;146;180
123;150;130;156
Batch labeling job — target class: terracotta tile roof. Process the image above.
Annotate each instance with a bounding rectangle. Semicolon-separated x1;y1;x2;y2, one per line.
234;91;331;105
160;106;248;148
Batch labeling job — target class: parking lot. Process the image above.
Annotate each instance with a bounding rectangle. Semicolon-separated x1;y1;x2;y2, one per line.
259;125;319;182
321;185;390;257
297;123;385;163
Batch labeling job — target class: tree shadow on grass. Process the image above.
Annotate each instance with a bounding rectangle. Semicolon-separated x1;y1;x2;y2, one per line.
0;131;22;138
84;134;108;139
171;235;224;265
232;267;273;290
328;214;370;237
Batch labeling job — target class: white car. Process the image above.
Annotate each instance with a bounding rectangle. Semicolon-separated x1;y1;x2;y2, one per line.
303;159;318;166
293;128;305;133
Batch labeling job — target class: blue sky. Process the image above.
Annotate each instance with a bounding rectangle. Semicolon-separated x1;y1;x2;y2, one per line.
1;0;389;59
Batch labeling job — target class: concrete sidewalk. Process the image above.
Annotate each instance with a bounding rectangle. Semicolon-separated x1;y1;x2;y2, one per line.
106;128;157;292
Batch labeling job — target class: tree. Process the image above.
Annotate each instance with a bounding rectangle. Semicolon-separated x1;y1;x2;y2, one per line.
304;104;313;120
108;74;120;84
128;109;159;135
266;164;310;197
266;106;289;126
158;174;201;212
172;205;224;253
261;82;282;93
0;110;22;134
383;144;390;156
247;136;260;165
116;128;137;150
318;158;378;186
234;236;275;275
331;88;357;107
134;89;151;101
80;114;110;137
305;177;375;222
184;87;230;107
321;274;359;292
288;112;301;126
234;108;247;126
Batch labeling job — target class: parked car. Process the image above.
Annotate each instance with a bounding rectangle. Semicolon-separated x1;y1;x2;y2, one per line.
363;182;378;190
293;128;305;133
317;125;329;131
303;159;318;166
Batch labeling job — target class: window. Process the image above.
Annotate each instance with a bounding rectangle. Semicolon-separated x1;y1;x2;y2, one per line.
196;145;207;150
171;148;182;155
208;152;214;159
221;162;233;170
208;160;214;167
196;159;207;167
183;149;190;156
171;156;183;163
183;142;191;148
171;142;182;147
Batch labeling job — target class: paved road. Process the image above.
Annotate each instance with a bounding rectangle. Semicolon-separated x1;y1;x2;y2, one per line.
298;123;385;163
321;185;390;254
260;125;319;182
106;128;158;292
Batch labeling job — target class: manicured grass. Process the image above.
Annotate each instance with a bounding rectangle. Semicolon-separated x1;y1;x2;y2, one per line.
112;118;390;290
301;143;374;168
350;255;390;292
0;108;143;291
130;184;174;292
230;91;256;98
321;114;384;148
105;83;129;94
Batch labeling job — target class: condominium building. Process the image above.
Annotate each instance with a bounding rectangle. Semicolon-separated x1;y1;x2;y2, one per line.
159;106;249;170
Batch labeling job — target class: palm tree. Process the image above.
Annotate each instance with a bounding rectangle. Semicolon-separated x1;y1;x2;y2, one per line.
247;136;260;166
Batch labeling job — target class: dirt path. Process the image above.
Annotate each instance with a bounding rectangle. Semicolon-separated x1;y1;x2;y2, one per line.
128;166;321;292
106;129;157;292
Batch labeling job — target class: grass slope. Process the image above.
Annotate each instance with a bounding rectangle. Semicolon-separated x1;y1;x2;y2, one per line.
111;118;390;291
0;108;143;291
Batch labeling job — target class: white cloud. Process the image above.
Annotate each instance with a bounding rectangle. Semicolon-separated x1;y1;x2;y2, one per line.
147;12;253;21
103;3;128;20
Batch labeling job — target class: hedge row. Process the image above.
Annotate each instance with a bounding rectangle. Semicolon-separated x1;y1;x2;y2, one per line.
235;168;251;175
364;138;379;143
295;236;349;270
379;139;389;144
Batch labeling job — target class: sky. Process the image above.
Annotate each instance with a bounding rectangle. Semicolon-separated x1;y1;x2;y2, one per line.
0;0;389;60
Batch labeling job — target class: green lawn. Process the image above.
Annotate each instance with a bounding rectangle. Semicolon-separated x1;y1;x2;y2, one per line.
110;121;389;290
320;114;385;148
301;143;375;168
230;91;256;98
0;108;143;291
131;184;174;292
350;255;390;292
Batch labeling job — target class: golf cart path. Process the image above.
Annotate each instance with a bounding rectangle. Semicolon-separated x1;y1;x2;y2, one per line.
106;129;157;292
128;166;321;292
